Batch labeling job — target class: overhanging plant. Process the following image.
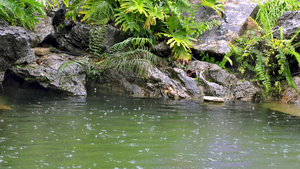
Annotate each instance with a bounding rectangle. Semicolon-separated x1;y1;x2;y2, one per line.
63;0;223;77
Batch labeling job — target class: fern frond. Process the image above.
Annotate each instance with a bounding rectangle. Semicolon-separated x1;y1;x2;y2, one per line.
108;37;153;53
201;0;224;18
89;26;107;57
58;57;92;75
35;0;54;8
166;0;194;14
58;60;82;75
277;49;298;91
115;11;143;32
65;0;85;21
287;50;300;65
171;45;191;61
284;63;298;92
103;47;160;77
120;0;152;16
0;0;46;29
81;0;116;24
255;54;271;93
0;0;15;23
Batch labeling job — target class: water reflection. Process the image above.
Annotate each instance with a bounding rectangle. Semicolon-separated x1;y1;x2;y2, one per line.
0;92;300;168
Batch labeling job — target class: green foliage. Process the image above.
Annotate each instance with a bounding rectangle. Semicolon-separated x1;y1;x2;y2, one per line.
63;0;223;78
58;56;98;78
272;27;300;92
36;0;69;8
199;52;232;69
257;0;300;34
67;0;222;63
115;10;143;32
66;0;117;24
59;37;160;78
89;26;107;58
80;0;117;25
0;0;46;29
108;37;153;52
0;0;70;29
65;0;86;22
103;37;161;77
160;15;195;63
201;0;224;18
227;0;300;93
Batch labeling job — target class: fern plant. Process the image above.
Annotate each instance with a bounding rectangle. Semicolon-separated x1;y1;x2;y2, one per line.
0;0;46;29
61;0;223;79
80;0;117;25
66;0;117;24
58;56;98;78
272;27;300;92
36;0;69;8
160;0;221;63
0;0;70;29
103;37;161;77
89;26;107;58
66;0;222;63
257;0;300;34
227;0;300;93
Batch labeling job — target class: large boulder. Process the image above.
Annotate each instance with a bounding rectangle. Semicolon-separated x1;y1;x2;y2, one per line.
55;21;92;53
54;21;127;53
89;66;203;99
187;61;260;101
192;1;258;55
273;11;300;41
0;20;35;73
281;75;300;105
90;60;260;101
28;17;55;47
102;25;128;50
152;41;172;58
9;53;87;96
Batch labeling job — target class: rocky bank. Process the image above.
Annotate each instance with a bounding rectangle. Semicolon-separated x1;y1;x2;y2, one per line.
0;0;300;104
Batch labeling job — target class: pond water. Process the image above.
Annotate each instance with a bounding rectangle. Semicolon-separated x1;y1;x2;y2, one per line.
1;90;300;169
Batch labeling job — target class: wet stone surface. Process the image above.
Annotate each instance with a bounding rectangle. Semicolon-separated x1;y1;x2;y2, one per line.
9;53;87;96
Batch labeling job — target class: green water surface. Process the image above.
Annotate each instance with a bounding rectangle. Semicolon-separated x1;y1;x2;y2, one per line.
1;91;300;169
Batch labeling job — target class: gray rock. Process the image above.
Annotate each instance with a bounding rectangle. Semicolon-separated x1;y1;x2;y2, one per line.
0;22;35;73
0;20;9;27
91;66;203;99
9;53;87;96
0;71;4;82
148;67;198;99
153;41;171;57
281;75;300;105
55;21;91;53
92;68;148;96
55;22;127;53
192;1;258;55
188;61;259;101
102;25;127;50
273;11;300;41
28;17;54;47
47;0;67;21
171;68;202;98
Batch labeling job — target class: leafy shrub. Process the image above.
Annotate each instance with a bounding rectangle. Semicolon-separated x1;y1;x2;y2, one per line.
67;0;222;63
228;0;300;93
0;0;45;29
62;0;223;77
0;0;69;29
